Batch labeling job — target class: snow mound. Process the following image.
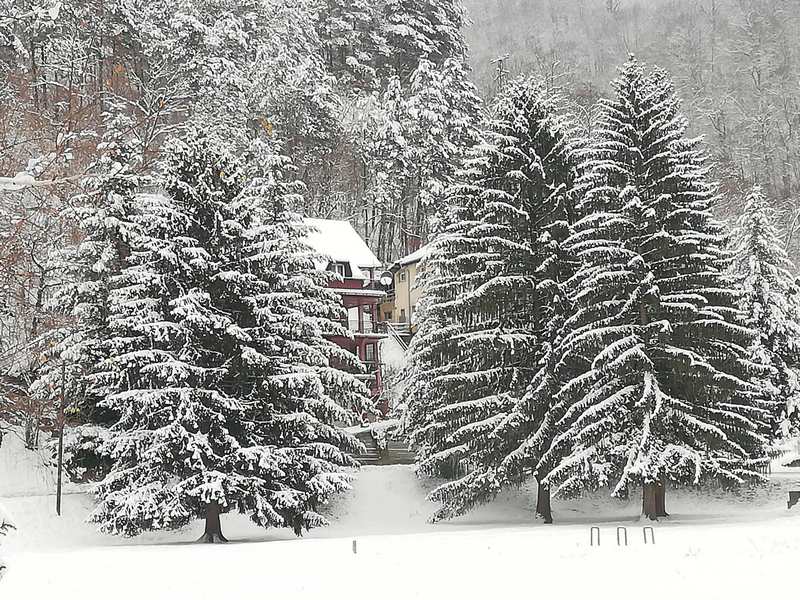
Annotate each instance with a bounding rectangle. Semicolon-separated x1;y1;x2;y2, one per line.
0;429;84;498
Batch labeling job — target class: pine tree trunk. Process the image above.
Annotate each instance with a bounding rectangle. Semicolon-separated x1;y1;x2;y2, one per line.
536;481;553;524
655;481;668;518
642;482;659;520
198;501;228;543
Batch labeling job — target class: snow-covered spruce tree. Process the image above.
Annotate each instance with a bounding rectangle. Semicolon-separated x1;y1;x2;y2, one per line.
29;111;143;429
314;0;384;87
405;77;583;523
90;131;371;541
731;186;800;436
366;58;481;257
151;0;338;159
543;58;777;520
248;1;344;212
379;0;467;80
401;58;483;235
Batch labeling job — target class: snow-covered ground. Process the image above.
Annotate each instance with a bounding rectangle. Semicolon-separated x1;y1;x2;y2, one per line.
2;430;800;599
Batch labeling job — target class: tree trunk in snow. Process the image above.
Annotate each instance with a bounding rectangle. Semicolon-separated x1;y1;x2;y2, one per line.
642;482;658;520
536;481;553;524
198;501;228;543
642;482;668;520
655;481;668;517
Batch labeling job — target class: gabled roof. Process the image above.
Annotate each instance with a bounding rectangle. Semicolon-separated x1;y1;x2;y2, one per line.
303;218;383;277
394;244;429;269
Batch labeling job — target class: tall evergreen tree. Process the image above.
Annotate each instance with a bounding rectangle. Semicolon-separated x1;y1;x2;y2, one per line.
541;59;776;520
731;185;800;436
405;77;583;523
314;0;385;87
90;132;371;541
402;58;483;235
379;0;467;80
366;58;481;257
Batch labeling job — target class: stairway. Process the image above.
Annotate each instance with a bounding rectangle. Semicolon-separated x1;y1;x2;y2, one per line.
352;429;382;465
351;429;416;466
384;322;411;349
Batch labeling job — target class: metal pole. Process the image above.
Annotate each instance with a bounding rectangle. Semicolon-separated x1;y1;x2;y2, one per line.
56;362;66;516
406;268;412;330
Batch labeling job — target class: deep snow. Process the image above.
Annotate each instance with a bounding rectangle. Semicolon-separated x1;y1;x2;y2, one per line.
2;430;800;599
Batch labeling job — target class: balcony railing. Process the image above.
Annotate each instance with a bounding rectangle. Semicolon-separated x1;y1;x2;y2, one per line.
329;277;389;293
343;314;388;335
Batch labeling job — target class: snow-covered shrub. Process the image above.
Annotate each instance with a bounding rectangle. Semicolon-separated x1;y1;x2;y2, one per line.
44;425;114;483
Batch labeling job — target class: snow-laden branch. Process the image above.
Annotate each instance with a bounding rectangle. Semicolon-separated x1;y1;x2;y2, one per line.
0;2;60;23
0;172;79;192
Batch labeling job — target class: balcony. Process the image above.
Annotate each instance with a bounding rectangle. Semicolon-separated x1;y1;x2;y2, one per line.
329;277;389;294
343;315;388;336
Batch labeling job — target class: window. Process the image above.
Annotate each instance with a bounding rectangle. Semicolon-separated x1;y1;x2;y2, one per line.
399;271;407;282
329;262;347;278
347;306;359;331
363;306;374;332
364;343;376;364
384;311;392;321
400;309;407;322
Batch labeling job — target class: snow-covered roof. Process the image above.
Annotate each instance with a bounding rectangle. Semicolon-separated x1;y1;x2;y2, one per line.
303;218;383;276
395;244;429;268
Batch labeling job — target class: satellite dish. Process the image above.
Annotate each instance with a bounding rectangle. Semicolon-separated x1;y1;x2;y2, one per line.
379;271;393;287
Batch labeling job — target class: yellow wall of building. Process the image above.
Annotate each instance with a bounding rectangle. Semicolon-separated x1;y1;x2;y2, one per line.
378;297;396;322
392;262;422;324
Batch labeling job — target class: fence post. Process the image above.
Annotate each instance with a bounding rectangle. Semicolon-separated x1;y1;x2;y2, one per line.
590;526;600;546
352;539;357;554
643;526;655;544
56;362;66;517
616;526;628;546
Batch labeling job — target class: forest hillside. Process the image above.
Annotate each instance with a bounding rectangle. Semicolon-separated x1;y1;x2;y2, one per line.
464;0;800;245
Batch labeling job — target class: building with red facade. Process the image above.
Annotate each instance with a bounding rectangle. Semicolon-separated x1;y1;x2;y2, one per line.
303;219;390;411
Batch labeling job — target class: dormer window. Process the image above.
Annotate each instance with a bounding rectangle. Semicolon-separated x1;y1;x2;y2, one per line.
329;262;348;278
